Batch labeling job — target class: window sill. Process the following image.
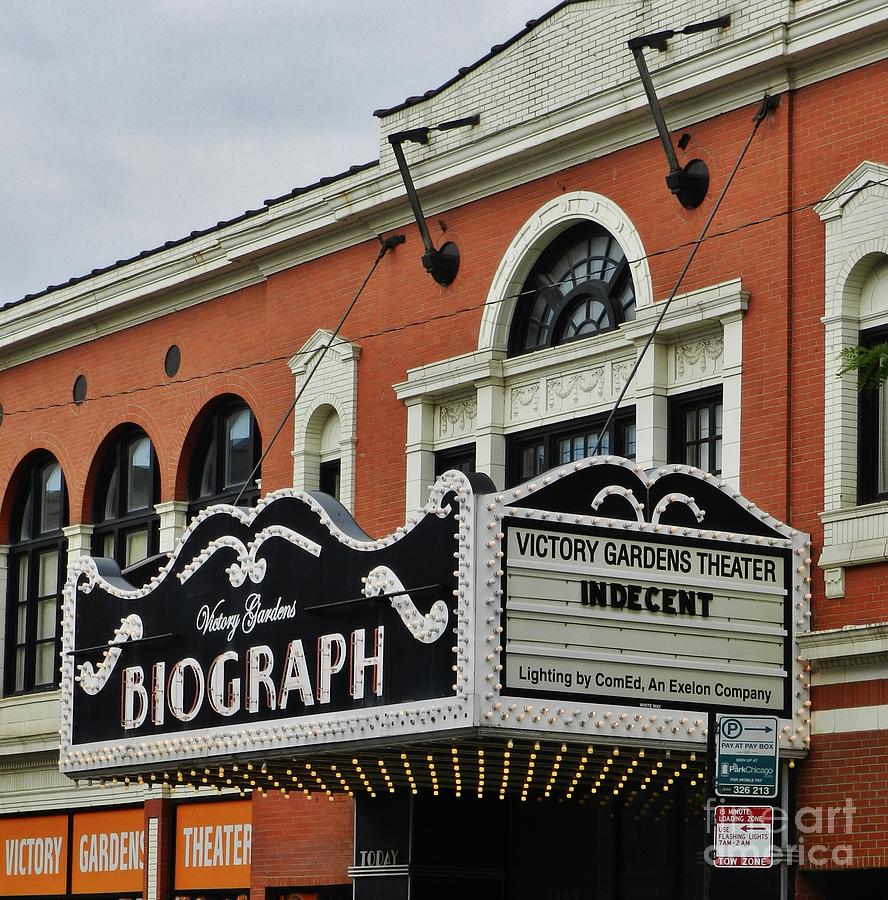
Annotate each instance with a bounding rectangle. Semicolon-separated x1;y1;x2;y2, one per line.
819;502;888;596
0;689;61;754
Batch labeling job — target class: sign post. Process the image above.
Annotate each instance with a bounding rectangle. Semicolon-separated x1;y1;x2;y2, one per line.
715;714;779;798
713;805;774;869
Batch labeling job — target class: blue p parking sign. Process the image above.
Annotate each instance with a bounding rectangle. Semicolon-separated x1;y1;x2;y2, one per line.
715;715;779;798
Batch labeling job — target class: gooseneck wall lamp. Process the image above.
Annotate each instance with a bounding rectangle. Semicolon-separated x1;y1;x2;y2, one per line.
388;114;480;286
628;16;730;209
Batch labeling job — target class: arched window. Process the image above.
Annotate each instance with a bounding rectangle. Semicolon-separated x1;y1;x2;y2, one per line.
318;410;342;500
6;455;68;694
509;222;635;356
93;429;160;568
189;400;261;514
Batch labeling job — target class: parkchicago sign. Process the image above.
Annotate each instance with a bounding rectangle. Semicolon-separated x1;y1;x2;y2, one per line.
60;459;810;778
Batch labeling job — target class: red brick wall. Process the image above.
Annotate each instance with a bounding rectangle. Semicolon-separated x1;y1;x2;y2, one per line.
143;796;173;900
250;793;353;898
794;730;888;871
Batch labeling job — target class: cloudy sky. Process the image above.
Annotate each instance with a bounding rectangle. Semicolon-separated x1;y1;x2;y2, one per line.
0;0;548;305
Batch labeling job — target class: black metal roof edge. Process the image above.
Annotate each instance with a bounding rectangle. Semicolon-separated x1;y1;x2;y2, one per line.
373;0;577;119
2;159;380;313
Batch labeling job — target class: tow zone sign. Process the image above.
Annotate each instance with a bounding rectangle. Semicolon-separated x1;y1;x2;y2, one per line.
713;805;773;869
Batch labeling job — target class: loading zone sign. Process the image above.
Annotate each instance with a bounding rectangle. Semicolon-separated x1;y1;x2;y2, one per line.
716;715;778;798
713;805;773;868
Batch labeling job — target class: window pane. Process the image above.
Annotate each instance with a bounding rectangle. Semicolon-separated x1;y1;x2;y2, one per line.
597;431;610;455
521;443;544;480
36;598;56;641
320;460;342;500
19;487;34;541
103;467;119;521
15;648;25;693
127;436;152;512
17;556;28;603
40;463;63;533
198;435;217;499
684;409;698;443
880;383;888;494
102;532;115;559
16;602;27;644
38;550;58;598
125;529;149;567
624;424;637;458
34;641;55;686
224;409;252;488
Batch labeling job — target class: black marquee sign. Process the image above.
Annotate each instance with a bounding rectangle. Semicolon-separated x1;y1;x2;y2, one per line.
60;478;481;777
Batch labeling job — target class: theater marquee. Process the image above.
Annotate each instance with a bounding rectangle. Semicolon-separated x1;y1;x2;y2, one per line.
60;459;810;780
480;458;808;733
60;476;480;777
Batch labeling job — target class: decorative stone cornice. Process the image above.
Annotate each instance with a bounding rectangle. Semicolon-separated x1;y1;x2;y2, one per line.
798;622;888;668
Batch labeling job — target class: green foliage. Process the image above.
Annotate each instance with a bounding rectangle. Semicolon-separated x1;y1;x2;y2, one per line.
839;343;888;391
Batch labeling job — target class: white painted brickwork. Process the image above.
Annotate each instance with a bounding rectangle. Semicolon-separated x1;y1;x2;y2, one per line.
817;161;888;592
378;0;795;163
289;330;361;512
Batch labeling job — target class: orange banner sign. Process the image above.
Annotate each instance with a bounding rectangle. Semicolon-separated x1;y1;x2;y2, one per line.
175;800;252;890
0;815;68;896
72;808;144;894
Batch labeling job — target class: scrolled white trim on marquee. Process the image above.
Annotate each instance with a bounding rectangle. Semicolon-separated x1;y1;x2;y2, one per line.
477;191;654;354
362;565;449;644
590;486;645;524
76;613;143;695
178;527;322;587
651;493;705;527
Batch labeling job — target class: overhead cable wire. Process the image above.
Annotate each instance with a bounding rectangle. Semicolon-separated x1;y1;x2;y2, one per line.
230;234;404;506
590;94;780;456
1;169;882;422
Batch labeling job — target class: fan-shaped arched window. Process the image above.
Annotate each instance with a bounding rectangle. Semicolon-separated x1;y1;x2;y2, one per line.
93;429;160;568
509;222;635;356
189;400;261;514
6;454;68;693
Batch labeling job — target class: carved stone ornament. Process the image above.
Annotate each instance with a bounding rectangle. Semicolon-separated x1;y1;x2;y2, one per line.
510;383;540;419
438;398;477;438
611;361;633;394
546;369;605;412
675;338;724;380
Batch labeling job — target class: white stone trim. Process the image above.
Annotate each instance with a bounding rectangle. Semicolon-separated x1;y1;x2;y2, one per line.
477;192;654;354
811;704;888;735
0;546;7;699
62;524;93;560
798;621;888;668
155;501;189;554
146;816;159;900
396;272;746;510
289;330;360;512
818;162;888;593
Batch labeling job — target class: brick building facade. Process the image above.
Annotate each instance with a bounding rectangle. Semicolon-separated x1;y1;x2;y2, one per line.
1;1;887;897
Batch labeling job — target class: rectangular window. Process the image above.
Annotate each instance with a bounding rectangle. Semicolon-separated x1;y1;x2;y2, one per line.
435;444;476;477
7;546;64;694
506;411;635;487
858;327;888;502
319;458;342;500
669;389;723;475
